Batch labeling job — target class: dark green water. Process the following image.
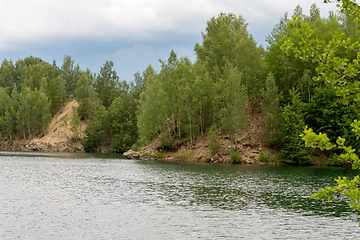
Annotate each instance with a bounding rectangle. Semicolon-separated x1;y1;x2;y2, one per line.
0;151;359;239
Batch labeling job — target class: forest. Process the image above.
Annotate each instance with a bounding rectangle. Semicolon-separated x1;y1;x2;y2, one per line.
0;3;359;165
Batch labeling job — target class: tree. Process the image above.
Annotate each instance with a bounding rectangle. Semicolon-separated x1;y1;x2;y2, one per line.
0;87;10;139
195;12;263;125
261;72;282;147
5;85;19;141
0;59;16;91
107;94;138;152
282;0;360;216
94;60;120;108
48;75;66;115
61;55;80;98
75;70;99;119
220;64;248;149
70;107;82;142
280;89;312;165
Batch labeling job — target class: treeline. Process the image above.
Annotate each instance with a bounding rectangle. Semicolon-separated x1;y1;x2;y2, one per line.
136;13;263;152
1;4;359;165
0;56;142;152
134;4;360;165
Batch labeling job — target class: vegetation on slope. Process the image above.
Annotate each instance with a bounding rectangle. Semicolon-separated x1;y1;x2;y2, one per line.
0;3;359;168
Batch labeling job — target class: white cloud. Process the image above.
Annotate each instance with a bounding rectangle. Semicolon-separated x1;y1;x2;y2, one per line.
0;0;339;50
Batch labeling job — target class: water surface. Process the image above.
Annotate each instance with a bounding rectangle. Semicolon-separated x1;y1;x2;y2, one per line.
0;151;359;239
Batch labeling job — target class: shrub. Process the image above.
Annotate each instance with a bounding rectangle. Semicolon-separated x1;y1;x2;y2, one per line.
208;125;220;155
229;148;242;164
160;133;173;150
155;152;165;158
175;153;193;161
131;137;148;151
259;150;270;162
324;154;347;167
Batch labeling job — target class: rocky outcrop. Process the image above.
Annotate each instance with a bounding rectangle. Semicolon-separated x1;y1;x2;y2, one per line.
122;112;274;164
123;150;140;159
0;140;84;152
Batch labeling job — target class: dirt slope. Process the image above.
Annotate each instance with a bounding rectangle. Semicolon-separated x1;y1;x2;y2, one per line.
39;99;85;144
133;109;276;164
0;99;86;152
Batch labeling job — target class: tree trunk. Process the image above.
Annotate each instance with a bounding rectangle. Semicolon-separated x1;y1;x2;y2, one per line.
188;112;193;145
166;113;171;135
172;113;176;136
235;129;238;150
252;64;257;113
200;107;204;137
244;61;249;112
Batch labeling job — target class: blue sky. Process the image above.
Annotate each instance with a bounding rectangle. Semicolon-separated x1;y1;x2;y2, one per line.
0;0;338;82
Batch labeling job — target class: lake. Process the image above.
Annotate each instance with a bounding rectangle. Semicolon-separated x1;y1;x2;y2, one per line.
0;151;359;239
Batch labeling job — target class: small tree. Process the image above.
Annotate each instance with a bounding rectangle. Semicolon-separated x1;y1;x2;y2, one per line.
280;89;312;165
208;125;221;155
70;107;82;142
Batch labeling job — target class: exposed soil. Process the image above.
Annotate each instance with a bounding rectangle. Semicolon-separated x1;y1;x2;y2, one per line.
133;99;279;164
1;98;280;164
0;99;86;152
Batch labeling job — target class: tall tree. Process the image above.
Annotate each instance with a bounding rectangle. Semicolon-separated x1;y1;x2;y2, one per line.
220;65;248;149
75;69;99;119
61;55;80;98
94;60;120;108
261;72;282;146
70;107;82;142
48;75;66;115
0;88;10;139
195;12;262;128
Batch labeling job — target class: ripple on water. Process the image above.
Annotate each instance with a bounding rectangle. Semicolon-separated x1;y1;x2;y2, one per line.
0;152;359;239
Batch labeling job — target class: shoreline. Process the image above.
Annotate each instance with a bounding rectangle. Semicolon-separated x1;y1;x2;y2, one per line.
0;139;84;153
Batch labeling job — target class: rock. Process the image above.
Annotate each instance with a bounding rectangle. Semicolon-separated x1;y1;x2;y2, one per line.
123;150;140;160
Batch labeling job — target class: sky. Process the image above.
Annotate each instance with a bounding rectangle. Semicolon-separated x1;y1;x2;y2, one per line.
0;0;339;82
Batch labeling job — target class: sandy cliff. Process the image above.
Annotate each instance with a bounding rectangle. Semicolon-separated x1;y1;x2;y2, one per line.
0;99;86;152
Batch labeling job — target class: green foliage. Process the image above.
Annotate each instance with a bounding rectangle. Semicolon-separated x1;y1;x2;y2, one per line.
220;64;248;148
174;152;193;161
208;125;220;155
229;148;242;164
323;154;347;167
160;133;173;150
283;0;360;218
280;89;312;165
75;70;98;120
259;150;271;162
136;13;263;148
155;152;165;158
82;91;138;153
70;107;82;142
110;133;132;153
94;60;121;108
82;129;100;153
131;137;148;152
261;72;282;147
48;75;66;115
61;55;80;98
305;87;360;150
259;150;279;164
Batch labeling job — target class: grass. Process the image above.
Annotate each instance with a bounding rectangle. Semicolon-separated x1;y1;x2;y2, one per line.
155;152;165;158
258;149;279;164
174;152;193;161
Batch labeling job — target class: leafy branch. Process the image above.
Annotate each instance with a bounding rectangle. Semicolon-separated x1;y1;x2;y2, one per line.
282;0;360;218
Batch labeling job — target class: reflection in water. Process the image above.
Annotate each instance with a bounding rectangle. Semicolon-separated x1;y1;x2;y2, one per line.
0;151;359;239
